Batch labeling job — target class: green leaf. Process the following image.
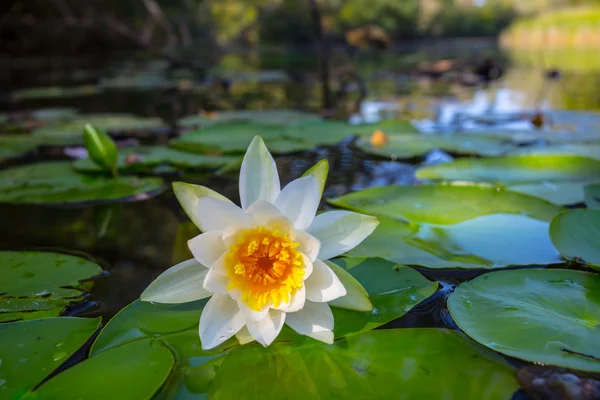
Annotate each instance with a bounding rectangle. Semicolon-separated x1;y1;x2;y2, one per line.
357;133;513;159
0;251;103;321
550;209;600;269
346;214;561;269
22;339;174;400
91;299;232;400
508;181;598;206
416;155;600;204
585;183;600;208
73;146;240;174
448;268;600;372
33;113;165;142
178;110;322;128
416;155;600;182
172;182;233;232
169;123;307;154
326;260;372;312
0;317;101;399
328;183;562;225
83;124;119;176
0;162;164;204
330;258;437;336
301;159;329;199
511;142;600;160
208;329;519;400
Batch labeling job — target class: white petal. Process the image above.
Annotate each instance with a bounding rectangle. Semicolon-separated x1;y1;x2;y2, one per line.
295;231;321;262
197;196;251;232
274;176;320;230
203;254;229;294
275;285;306;313
188;231;226;267
141;259;210;304
308;211;379;260
199;294;245;350
237;301;270;322
240;136;281;210
305;259;347;303
301;252;313;279
246;309;285;347
235;326;256;345
172;182;232;232
286;301;334;344
246;200;284;224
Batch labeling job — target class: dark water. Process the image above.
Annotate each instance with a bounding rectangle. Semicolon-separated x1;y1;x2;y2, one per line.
2;41;600;398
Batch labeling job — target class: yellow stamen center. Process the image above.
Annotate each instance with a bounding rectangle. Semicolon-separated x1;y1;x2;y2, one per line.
225;225;305;311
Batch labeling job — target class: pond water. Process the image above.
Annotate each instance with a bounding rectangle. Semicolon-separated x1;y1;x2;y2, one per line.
1;40;600;399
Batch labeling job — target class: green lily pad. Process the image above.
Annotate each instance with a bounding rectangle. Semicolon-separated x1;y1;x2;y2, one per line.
550;209;600;269
330;184;563;269
32;114;166;141
0;136;40;162
508;181;599;206
416;155;600;183
170;123;312;154
0;317;101;399
11;85;101;101
357;133;513;159
73;146;240;173
31;108;80;122
178;110;322;128
22;339;174;400
91;299;234;400
448;268;600;372
585;183;600;208
0;162;164;204
0;251;103;321
330;258;437;336
416;155;600;205
512;143;600;160
92;257;436;398
208;328;518;400
347;214;561;269
328;184;562;225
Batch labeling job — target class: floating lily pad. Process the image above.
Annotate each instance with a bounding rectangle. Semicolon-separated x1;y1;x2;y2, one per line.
512;143;600;160
550;210;600;269
346;214;561;269
416;155;600;205
0;251;103;322
209;329;518;400
0;162;164;204
330;185;563;269
22;339;174;400
32;114;166;141
11;85;101;101
73;146;240;173
416;155;600;183
585;183;600;209
170;123;312;154
92;257;436;398
328;184;562;224
330;258;437;337
0;136;40;162
448;269;600;372
0;317;101;399
178;110;322;128
30;108;80;122
357;133;513;159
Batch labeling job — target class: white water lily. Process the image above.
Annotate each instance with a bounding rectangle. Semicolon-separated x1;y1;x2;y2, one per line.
141;136;379;349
